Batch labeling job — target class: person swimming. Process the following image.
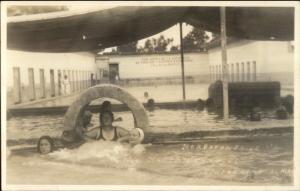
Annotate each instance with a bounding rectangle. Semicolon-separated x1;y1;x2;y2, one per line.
37;136;54;154
84;111;143;143
96;111;128;141
100;100;122;121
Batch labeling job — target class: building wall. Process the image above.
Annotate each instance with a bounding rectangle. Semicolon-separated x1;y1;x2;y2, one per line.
6;50;96;106
98;52;209;82
208;40;294;86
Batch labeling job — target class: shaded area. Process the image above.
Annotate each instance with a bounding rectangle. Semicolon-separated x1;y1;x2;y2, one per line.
7;6;294;52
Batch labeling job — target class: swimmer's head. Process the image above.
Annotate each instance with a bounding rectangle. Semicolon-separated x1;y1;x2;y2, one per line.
37;136;54;154
101;101;112;112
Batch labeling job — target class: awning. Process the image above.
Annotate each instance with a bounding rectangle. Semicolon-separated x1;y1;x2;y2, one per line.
7;6;294;52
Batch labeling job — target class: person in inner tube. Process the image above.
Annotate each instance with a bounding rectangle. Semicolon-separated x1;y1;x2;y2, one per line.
84;111;144;144
100;100;122;121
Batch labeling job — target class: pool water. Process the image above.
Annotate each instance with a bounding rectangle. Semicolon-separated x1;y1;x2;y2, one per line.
6;109;293;185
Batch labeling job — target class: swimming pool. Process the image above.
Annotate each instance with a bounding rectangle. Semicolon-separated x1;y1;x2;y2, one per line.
6;109;293;185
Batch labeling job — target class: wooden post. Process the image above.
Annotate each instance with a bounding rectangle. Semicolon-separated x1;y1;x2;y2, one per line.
179;22;186;100
220;7;229;120
13;67;22;103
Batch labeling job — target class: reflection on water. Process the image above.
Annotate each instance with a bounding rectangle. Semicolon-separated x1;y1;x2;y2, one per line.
7;109;293;140
6;109;293;185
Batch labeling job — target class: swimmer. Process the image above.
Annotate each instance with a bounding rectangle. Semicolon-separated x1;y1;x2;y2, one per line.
84;111;143;145
100;101;122;121
144;91;149;103
97;111;129;141
37;136;54;154
84;111;127;141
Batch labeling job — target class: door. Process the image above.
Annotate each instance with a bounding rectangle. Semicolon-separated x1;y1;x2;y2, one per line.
109;63;119;84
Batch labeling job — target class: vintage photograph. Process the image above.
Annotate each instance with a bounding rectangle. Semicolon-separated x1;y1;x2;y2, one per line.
1;1;299;190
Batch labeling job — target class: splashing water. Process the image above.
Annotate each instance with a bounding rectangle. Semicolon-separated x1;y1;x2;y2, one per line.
6;108;293;185
48;141;146;170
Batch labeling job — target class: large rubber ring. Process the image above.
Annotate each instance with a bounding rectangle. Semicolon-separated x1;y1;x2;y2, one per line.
62;84;149;142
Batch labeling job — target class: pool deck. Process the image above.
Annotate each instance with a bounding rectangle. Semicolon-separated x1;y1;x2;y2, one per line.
6;83;211;117
7;91;199;116
7;83;294;117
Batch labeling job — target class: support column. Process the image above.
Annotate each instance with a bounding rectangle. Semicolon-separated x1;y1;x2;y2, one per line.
13;67;22;103
71;70;75;92
247;62;251;82
39;69;46;98
179;22;186;100
220;7;229;120
231;63;234;82
28;68;36;101
253;61;257;81
50;69;55;97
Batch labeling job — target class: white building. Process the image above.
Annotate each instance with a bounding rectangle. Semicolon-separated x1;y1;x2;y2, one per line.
208;40;294;86
96;40;294;86
6;40;294;106
6;50;97;106
95;52;210;84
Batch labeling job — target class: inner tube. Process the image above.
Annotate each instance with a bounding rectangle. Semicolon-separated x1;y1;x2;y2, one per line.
62;84;149;143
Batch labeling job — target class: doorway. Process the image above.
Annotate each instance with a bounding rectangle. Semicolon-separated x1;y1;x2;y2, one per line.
108;63;119;84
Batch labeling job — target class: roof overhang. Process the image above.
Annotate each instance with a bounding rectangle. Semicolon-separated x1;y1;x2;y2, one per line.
7;6;294;52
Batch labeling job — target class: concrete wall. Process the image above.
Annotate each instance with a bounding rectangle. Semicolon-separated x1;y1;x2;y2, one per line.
208;40;294;86
97;52;210;82
7;50;97;106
